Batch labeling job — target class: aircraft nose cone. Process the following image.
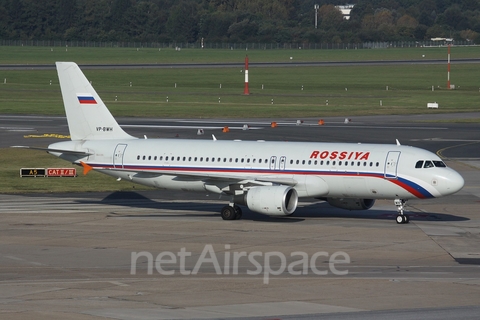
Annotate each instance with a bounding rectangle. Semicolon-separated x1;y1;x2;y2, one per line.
438;169;464;196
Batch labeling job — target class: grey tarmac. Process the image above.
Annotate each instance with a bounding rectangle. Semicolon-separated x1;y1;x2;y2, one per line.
0;114;479;320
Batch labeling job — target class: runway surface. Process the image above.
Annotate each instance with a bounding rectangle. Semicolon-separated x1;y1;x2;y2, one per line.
1;114;480;319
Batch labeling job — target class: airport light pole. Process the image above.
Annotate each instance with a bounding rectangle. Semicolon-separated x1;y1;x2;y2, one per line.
314;4;319;29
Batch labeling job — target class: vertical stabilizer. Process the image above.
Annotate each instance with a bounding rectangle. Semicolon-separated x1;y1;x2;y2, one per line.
56;62;135;141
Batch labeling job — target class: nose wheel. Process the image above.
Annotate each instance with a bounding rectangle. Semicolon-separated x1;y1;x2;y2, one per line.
396;214;409;224
394;199;409;224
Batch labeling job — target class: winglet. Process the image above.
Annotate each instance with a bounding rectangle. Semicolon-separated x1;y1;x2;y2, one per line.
80;161;94;175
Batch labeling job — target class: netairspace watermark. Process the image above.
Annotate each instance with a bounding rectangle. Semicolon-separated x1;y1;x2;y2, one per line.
131;244;350;284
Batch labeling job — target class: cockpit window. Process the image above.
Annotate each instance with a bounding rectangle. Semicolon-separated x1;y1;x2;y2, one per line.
433;161;446;167
424;160;434;168
416;160;447;169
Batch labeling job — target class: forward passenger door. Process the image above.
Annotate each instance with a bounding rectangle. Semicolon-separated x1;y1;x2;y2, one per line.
384;151;401;179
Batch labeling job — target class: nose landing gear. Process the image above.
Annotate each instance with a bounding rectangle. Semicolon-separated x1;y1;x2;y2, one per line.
394;199;409;224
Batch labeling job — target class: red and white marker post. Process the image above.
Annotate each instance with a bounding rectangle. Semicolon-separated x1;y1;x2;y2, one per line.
244;55;250;95
447;44;451;89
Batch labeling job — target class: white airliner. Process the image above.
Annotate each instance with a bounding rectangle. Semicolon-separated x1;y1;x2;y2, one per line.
23;62;465;224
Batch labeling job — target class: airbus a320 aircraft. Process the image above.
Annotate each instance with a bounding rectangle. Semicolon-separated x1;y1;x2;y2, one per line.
23;62;465;224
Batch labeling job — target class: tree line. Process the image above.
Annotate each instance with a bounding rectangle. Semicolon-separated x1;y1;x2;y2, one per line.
0;0;478;44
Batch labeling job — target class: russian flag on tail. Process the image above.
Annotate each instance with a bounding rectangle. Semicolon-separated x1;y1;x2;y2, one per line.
77;94;97;104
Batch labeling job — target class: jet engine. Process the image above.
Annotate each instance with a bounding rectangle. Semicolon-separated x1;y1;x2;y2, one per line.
243;186;298;215
326;198;375;210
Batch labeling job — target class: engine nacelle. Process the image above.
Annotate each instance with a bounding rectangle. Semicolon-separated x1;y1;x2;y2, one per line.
326;198;375;210
244;186;298;216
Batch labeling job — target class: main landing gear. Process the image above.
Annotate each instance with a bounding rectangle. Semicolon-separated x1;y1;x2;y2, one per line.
394;199;409;224
221;204;243;220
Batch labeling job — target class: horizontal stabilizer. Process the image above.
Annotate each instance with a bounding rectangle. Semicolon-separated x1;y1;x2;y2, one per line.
11;146;92;156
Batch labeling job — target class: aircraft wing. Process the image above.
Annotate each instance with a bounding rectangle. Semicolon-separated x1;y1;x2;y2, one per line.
102;167;298;188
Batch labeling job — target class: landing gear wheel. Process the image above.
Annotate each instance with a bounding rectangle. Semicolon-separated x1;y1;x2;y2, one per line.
221;206;237;220
396;215;404;224
394;199;409;225
396;214;409;224
234;205;243;220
